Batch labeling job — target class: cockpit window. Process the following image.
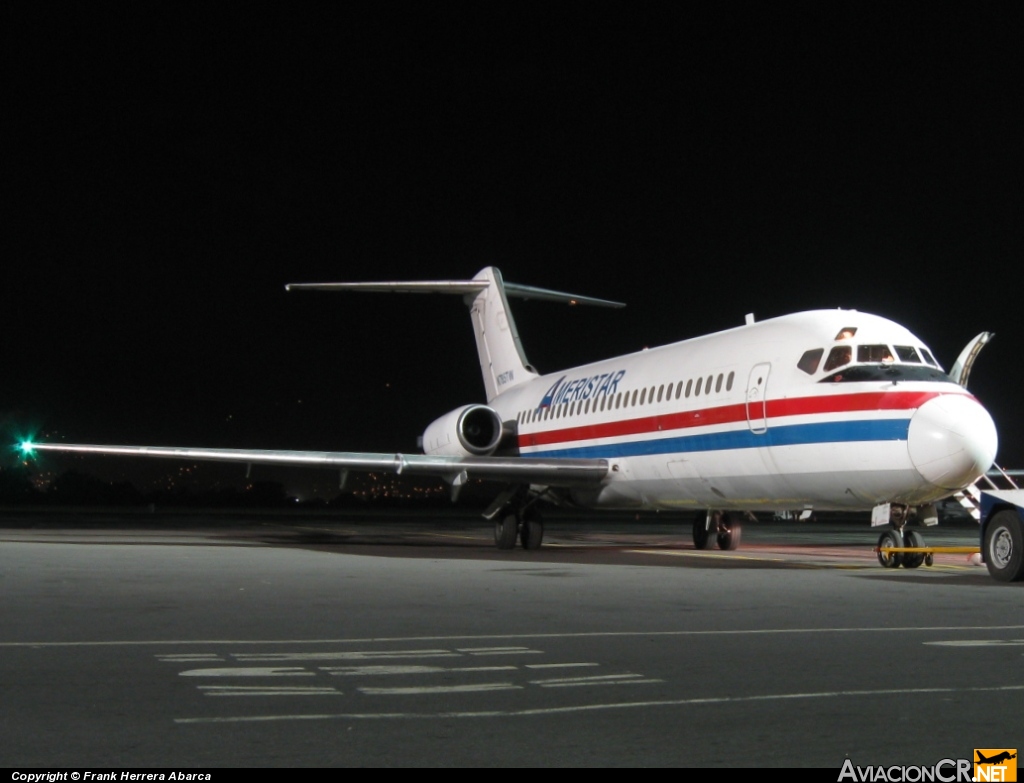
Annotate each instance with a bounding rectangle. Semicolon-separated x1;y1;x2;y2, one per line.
834;327;857;340
894;345;922;363
919;348;940;368
821;364;956;385
797;348;824;375
857;344;894;363
823;345;852;372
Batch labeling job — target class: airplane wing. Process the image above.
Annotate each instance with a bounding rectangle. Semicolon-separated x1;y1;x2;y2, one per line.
20;442;608;487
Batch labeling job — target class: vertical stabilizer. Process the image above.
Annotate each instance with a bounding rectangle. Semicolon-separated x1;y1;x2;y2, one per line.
466;267;539;402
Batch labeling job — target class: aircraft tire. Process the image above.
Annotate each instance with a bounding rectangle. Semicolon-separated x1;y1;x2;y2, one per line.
876;530;903;568
693;517;714;550
902;530;926;569
717;522;742;551
984;510;1024;582
495;514;519;550
521;519;543;550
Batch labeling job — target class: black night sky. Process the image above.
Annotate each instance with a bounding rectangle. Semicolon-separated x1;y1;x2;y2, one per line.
5;5;1023;493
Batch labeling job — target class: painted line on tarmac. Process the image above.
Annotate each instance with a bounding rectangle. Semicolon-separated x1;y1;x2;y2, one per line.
529;674;662;688
358;683;521;695
924;639;1024;647
174;683;1024;724
321;665;519;676
631;548;981;572
7;625;1024;648
198;685;341;697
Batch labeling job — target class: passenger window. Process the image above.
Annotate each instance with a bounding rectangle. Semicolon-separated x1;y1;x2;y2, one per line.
706;375;713;394
685;379;692;398
715;374;723;393
726;371;734;391
895;345;921;363
640;388;646;405
858;344;894;363
834;327;857;340
657;385;664;403
824;346;852;372
631;389;638;407
797;348;824;375
616;392;622;409
695;377;703;396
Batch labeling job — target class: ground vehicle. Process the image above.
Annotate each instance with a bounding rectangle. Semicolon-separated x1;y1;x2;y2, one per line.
979;490;1024;582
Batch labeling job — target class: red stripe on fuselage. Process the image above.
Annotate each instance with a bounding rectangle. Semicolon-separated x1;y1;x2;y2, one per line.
518;390;949;448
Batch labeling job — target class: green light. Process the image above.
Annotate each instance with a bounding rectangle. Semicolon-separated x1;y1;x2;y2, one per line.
18;441;35;456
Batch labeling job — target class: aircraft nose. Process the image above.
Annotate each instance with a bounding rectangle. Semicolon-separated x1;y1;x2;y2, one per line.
907;394;998;490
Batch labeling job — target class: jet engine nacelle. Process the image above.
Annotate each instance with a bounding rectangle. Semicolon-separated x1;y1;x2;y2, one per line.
421;404;507;457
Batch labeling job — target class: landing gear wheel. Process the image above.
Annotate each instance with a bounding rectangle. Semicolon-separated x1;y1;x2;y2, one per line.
876;529;904;568
495;514;519;550
984;510;1024;582
520;514;544;550
902;530;925;569
717;521;742;551
693;516;714;550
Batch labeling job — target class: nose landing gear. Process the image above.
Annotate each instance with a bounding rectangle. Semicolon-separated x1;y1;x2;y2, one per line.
876;504;931;569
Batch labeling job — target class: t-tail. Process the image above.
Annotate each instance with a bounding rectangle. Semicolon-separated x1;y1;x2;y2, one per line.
286;266;624;402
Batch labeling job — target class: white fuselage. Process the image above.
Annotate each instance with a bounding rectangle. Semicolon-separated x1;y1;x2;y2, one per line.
486;310;997;512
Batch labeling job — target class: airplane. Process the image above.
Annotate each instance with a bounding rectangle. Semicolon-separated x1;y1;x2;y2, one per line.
977;752;1016;765
20;267;999;560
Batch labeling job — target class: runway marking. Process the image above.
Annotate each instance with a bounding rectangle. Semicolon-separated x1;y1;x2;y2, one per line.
287;524;482;543
924;639;1024;647
180;667;314;677
524;663;599;670
628;549;796;561
230;646;544;662
9;625;1024;648
174;683;1024;723
322;665;518;676
157;654;225;662
358;683;521;695
456;646;542;656
530;674;662;688
233;649;462;661
198;686;342;697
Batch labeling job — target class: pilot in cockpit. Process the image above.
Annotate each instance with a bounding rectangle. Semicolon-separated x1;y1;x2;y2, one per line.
823;345;852;372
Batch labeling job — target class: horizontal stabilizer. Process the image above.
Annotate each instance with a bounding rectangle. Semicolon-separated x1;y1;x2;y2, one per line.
286;278;625;308
286;267;623;401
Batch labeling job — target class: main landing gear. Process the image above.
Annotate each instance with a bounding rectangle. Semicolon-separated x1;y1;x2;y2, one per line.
494;505;544;551
876;505;932;569
693;511;743;551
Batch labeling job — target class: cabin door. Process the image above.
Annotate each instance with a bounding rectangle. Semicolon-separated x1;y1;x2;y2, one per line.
746;363;771;434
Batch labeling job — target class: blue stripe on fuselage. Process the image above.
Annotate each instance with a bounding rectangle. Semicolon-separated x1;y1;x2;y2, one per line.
526;418;909;459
